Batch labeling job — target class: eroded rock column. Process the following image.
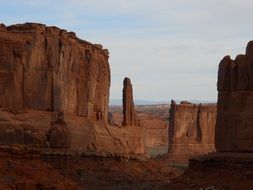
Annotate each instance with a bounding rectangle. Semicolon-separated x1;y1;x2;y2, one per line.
122;77;137;126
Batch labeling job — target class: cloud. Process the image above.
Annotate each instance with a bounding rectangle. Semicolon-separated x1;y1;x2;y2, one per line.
1;0;253;102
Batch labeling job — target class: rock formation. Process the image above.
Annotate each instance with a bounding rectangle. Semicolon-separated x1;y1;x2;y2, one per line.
0;23;145;154
216;41;253;152
122;77;138;126
168;100;216;154
0;22;110;123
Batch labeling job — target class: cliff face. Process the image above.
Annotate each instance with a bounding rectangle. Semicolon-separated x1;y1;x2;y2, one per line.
122;78;138;126
0;23;145;154
216;41;253;152
169;101;216;154
0;23;110;123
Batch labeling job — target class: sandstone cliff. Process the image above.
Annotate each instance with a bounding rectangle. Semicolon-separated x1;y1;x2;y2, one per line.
122;77;138;126
169;100;216;154
216;41;253;152
0;23;145;154
0;22;110;123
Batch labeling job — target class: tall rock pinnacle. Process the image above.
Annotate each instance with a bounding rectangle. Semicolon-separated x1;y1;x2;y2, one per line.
122;77;137;126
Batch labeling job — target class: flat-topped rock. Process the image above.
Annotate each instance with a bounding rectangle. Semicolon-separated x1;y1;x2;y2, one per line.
169;100;216;154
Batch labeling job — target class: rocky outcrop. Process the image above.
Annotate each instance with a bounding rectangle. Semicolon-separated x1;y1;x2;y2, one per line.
168;100;216;154
0;22;110;123
216;41;253;152
122;78;138;126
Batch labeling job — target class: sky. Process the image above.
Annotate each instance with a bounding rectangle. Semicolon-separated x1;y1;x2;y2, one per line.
1;0;253;102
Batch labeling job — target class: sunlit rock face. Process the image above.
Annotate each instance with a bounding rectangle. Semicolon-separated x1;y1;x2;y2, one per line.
169;100;216;154
0;22;110;123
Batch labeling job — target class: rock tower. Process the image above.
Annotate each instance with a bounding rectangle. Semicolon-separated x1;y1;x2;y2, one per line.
122;77;137;126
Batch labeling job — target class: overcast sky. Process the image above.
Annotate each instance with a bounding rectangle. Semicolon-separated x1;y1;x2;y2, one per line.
1;0;253;102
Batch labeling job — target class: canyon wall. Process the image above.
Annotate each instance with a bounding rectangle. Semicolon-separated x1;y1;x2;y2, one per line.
169;100;216;154
216;41;253;152
0;22;110;123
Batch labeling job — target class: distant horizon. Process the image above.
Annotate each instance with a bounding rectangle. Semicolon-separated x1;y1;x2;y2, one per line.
109;98;216;106
1;0;253;101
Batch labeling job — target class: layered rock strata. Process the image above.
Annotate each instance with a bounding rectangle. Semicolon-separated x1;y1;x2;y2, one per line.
169;100;216;154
